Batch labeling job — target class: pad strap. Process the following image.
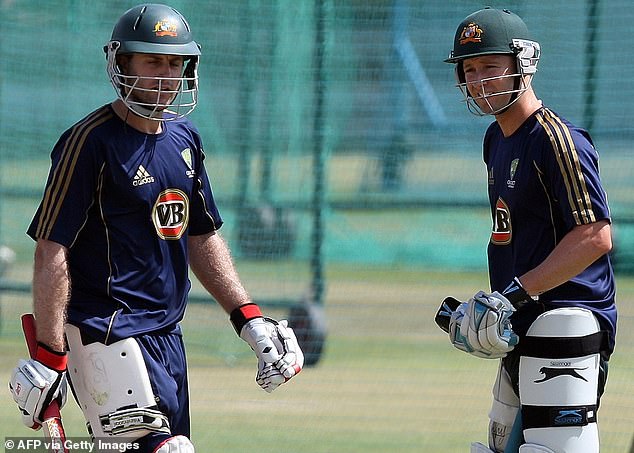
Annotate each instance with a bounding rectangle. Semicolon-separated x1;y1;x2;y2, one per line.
515;331;609;359
100;406;170;436
522;404;597;429
230;303;263;334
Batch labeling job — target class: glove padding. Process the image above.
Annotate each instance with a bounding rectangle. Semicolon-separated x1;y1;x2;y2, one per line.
460;291;519;359
9;358;67;429
241;318;304;392
448;302;494;359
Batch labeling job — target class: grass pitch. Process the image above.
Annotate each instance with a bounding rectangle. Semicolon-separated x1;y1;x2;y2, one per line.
1;265;633;452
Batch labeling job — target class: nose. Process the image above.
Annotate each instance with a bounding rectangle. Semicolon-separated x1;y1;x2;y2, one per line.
466;77;485;96
159;62;177;78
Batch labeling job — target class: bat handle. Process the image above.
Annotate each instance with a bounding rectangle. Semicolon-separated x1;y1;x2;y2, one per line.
20;313;69;453
21;313;39;358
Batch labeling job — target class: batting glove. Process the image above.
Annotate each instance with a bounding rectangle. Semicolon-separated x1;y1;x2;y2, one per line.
231;304;303;392
448;302;491;358
9;343;68;429
461;291;519;359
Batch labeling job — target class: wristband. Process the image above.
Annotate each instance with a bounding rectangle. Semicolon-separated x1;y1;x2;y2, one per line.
502;277;534;308
35;342;67;372
230;303;263;334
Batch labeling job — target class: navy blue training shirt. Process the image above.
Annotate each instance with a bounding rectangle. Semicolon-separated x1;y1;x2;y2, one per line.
484;107;617;352
28;105;223;344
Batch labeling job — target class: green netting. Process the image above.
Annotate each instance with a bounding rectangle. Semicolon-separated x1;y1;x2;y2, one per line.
1;2;634;450
1;0;633;277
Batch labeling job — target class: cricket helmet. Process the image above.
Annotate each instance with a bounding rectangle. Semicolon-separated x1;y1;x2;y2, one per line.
445;8;540;115
104;3;201;120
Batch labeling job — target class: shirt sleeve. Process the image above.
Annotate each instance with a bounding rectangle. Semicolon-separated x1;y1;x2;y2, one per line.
27;113;108;247
537;109;611;229
188;147;223;235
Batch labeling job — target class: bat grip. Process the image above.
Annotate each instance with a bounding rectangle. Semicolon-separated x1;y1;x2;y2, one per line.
20;313;66;445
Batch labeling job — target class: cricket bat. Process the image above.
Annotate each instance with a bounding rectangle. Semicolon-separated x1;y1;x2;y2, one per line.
433;297;462;333
21;313;69;453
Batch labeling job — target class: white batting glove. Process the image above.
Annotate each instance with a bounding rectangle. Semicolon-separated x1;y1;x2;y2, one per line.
9;344;68;429
231;304;303;392
448;302;470;352
271;320;304;380
461;291;519;359
448;302;490;358
241;318;304;392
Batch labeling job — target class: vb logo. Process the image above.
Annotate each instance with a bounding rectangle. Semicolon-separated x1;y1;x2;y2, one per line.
152;189;189;239
491;197;511;245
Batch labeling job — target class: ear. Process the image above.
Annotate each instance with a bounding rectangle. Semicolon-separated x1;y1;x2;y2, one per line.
116;54;131;73
455;61;466;84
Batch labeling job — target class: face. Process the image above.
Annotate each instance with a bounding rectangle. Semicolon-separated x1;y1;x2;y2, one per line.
461;54;517;114
119;53;185;109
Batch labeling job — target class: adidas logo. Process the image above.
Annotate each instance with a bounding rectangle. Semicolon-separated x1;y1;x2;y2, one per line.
132;165;155;187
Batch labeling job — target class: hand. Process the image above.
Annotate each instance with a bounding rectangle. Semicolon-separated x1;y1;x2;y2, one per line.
460;291;519;359
448;302;468;351
448;302;491;358
240;318;304;392
9;346;68;429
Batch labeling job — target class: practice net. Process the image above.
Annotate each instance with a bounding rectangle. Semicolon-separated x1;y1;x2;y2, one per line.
1;1;633;451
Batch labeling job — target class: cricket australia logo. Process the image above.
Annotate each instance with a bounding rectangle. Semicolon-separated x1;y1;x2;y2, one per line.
507;158;519;188
154;20;178;37
152;189;189;240
133;165;155;187
459;22;483;45
491;197;511;245
181;148;195;178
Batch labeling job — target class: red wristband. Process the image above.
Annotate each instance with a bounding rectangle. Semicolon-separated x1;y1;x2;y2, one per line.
35;342;67;372
230;303;262;334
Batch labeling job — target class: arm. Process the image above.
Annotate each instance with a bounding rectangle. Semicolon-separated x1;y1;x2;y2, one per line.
9;239;69;429
518;220;612;296
188;231;251;314
33;239;70;352
188;231;303;391
443;221;612;359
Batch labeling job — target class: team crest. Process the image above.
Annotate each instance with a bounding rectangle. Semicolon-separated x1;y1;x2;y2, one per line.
154;19;178;37
181;148;195;178
491;197;511;245
181;148;193;169
152;189;189;240
507;158;519;188
459;22;483;45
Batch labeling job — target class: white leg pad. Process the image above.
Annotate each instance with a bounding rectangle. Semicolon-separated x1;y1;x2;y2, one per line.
488;362;520;452
66;324;170;440
153;435;195;453
519;308;601;453
471;442;496;452
519;444;556;453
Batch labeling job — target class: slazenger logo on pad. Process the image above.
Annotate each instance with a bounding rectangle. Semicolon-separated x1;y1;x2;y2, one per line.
152;189;189;240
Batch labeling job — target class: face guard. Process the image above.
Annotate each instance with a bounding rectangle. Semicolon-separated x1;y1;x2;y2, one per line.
455;39;540;116
105;41;199;121
105;4;201;121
